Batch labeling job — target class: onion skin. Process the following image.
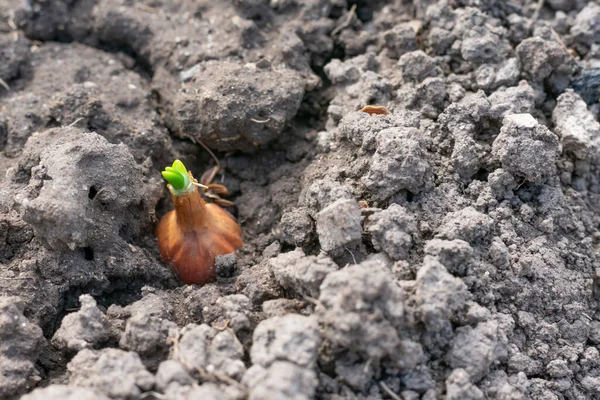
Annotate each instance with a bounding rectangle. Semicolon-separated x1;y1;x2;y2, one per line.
156;179;243;285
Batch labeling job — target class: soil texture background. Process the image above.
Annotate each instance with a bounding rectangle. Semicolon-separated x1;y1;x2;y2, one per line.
1;0;600;399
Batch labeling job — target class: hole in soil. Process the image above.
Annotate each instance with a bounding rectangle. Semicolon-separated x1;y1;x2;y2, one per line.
74;66;91;83
516;180;543;202
406;190;415;202
355;6;374;22
83;247;94;261
98;41;153;80
362;233;376;253
473;168;490;182
88;186;98;200
119;224;137;243
257;109;268;119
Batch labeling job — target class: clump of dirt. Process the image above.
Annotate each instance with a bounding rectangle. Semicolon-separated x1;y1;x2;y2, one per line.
1;0;600;399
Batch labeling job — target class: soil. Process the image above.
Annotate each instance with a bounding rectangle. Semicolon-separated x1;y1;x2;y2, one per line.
1;0;600;399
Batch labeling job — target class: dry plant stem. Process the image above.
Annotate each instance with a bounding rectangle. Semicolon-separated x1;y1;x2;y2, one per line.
379;382;402;400
332;4;357;36
0;78;10;91
198;139;221;172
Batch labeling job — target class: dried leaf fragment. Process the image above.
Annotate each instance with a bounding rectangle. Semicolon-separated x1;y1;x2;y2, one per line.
360;105;391;115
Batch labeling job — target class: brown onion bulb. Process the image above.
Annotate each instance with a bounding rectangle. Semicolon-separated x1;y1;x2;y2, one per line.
156;173;243;285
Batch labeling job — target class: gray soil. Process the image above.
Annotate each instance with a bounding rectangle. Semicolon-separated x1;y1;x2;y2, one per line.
1;0;600;399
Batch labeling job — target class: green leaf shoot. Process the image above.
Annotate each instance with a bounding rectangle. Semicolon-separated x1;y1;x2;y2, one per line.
162;160;191;190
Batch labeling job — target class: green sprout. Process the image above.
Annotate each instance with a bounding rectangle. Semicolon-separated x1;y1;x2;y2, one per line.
162;160;191;191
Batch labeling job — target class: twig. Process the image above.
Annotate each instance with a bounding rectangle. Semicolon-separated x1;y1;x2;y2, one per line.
302;294;325;310
530;0;544;23
68;117;84;127
182;129;222;172
91;187;106;205
0;78;10;92
379;381;402;400
363;358;372;373
249;118;270;123
191;181;210;189
197;139;221;172
344;246;357;264
140;392;166;399
213;320;231;331
582;312;592;321
551;27;570;52
135;3;158;13
331;4;357;36
527;0;545;32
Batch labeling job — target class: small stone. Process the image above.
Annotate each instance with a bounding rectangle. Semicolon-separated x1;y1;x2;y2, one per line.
461;27;504;65
251;314;321;369
243;362;318;400
398;50;441;83
67;349;155;399
570;3;600;52
416;256;467;332
363;127;433;200
52;295;110;353
215;253;238;278
175;324;245;380
545;359;572;378
119;309;177;371
488;81;537;117
492;114;561;182
448;321;508;381
516;37;571;82
155;360;194;391
269;249;337;298
552;90;600;159
366;204;418;261
0;297;44;399
280;207;314;247
445;369;484;400
424;239;474;276
316;199;362;256
318;260;405;361
436;207;493;244
381;24;418;59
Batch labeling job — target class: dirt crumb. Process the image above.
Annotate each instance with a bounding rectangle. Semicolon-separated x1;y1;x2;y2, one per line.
1;1;600;399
